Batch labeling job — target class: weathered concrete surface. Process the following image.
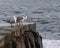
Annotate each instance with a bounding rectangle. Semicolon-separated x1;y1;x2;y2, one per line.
0;35;5;48
25;30;43;48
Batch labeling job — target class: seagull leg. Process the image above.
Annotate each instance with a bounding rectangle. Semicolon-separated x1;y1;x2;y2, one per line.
21;21;24;34
22;22;23;26
17;23;19;27
11;23;13;27
19;21;20;27
11;23;12;27
18;21;21;28
19;21;20;26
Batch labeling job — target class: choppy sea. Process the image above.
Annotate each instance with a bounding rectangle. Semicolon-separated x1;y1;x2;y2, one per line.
0;0;60;48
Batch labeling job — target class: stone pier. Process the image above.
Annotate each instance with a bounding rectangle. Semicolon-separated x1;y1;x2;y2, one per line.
0;22;43;48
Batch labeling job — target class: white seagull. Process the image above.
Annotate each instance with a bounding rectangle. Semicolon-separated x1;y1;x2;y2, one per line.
2;16;17;27
17;15;27;25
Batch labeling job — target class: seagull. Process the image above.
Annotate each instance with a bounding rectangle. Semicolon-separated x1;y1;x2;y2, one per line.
17;15;27;34
2;16;17;27
17;15;27;26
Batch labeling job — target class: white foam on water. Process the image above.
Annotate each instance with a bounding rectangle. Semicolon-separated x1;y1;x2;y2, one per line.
43;39;60;48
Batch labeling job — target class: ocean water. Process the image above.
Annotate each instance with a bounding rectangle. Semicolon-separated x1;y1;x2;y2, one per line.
0;0;60;48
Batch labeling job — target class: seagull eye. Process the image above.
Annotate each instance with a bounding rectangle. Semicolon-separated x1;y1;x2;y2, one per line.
21;18;23;19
